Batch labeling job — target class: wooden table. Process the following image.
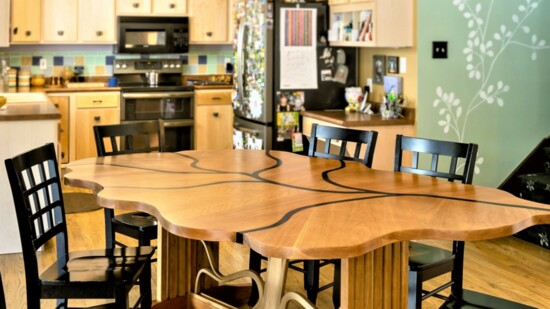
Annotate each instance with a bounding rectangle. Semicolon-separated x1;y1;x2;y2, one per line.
64;150;550;308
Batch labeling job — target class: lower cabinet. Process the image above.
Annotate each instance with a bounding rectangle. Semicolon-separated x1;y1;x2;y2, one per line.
74;92;120;160
48;95;70;163
194;89;233;150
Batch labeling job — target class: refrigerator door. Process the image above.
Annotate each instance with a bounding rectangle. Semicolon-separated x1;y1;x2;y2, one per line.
233;116;272;150
233;0;273;125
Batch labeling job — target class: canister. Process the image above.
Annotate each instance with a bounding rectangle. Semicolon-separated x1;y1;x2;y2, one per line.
7;68;17;87
18;69;30;87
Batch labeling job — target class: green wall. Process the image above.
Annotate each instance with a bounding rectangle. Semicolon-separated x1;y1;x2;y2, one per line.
418;0;550;187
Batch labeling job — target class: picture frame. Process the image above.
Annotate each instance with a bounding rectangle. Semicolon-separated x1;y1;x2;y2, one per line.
373;55;385;84
387;56;399;74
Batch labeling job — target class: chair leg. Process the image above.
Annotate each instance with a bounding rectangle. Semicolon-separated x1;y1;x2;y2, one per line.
104;209;115;249
332;260;341;309
139;262;152;309
248;250;263;306
408;270;422;309
114;286;129;309
304;260;320;304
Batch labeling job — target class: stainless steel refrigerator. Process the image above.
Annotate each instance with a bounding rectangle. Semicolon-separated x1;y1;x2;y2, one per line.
233;0;357;152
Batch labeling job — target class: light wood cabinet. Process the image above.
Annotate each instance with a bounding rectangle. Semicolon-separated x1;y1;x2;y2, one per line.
188;0;230;44
43;0;78;43
74;92;120;160
79;0;116;43
194;89;233;150
49;95;71;164
117;0;186;16
329;0;412;47
0;0;10;46
11;0;41;43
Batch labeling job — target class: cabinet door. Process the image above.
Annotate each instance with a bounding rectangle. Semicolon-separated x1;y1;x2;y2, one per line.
195;104;233;150
49;96;71;164
43;0;78;42
188;0;229;43
11;0;41;43
116;0;151;15
0;0;9;47
79;0;116;43
75;108;120;160
153;0;186;15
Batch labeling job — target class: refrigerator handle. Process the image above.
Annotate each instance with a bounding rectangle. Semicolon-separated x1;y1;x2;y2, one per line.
236;22;246;106
234;123;259;136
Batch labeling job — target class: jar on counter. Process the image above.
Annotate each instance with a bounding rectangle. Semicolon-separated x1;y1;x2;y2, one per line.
18;69;30;87
7;68;17;87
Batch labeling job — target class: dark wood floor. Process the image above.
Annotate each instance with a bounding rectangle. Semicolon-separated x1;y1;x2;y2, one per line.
1;207;549;308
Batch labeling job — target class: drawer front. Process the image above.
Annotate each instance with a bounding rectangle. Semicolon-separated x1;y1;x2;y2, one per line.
195;90;233;106
76;93;119;108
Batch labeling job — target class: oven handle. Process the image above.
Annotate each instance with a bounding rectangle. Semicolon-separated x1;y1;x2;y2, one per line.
161;119;194;128
122;92;194;99
234;123;259;136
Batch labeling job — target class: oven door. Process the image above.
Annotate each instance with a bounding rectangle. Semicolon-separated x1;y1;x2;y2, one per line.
121;91;193;121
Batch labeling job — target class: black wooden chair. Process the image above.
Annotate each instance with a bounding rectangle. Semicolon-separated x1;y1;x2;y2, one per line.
5;143;155;309
250;123;378;308
394;134;478;309
0;273;5;309
94;120;163;251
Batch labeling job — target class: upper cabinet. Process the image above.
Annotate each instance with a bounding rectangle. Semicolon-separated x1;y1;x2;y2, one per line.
328;0;413;47
43;0;78;43
0;0;9;46
79;0;116;43
12;0;115;44
11;0;41;43
117;0;187;16
188;0;231;44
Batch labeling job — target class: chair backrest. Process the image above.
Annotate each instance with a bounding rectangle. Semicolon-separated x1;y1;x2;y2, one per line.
0;272;6;309
4;143;69;298
308;124;378;167
94;120;164;157
394;135;478;184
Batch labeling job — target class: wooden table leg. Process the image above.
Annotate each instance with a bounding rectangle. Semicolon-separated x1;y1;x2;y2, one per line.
263;257;288;308
341;241;409;309
157;227;218;301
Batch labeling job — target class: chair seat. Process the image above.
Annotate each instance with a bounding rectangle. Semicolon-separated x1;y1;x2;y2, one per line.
40;246;155;298
409;242;454;271
440;289;537;309
113;211;158;232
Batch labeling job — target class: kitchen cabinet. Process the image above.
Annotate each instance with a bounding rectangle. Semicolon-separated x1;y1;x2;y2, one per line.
48;95;71;164
194;89;233;150
188;0;231;44
328;0;413;47
74;92;120;160
0;0;9;46
43;0;78;43
79;0;116;43
117;0;187;16
11;0;41;43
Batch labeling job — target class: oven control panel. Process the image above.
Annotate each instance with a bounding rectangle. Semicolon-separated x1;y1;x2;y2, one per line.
114;59;183;74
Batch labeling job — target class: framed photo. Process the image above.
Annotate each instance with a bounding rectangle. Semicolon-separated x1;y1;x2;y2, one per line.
373;55;385;84
387;56;399;74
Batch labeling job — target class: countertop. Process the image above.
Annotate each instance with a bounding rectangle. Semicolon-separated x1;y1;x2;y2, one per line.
302;105;415;127
0;93;61;121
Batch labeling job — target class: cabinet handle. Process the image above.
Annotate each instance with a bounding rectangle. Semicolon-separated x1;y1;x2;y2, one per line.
13;27;18;35
96;31;103;36
133;2;140;8
61;151;65;159
212;97;221;100
94;116;101;121
54;104;59;108
57;30;64;36
25;30;32;36
213;112;219;117
169;3;175;9
92;100;103;104
206;31;213;37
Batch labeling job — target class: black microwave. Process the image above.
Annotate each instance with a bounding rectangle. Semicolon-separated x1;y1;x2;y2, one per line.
116;16;189;54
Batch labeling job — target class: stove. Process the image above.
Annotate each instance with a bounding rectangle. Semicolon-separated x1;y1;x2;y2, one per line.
114;58;195;152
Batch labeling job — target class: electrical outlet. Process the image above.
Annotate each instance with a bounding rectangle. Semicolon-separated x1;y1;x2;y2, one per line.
432;41;448;59
399;57;407;73
39;58;47;69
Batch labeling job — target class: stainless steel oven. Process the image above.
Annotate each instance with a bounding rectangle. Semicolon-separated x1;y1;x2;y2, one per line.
115;59;195;152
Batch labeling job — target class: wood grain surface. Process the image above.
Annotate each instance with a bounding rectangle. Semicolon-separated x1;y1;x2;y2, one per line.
65;150;550;260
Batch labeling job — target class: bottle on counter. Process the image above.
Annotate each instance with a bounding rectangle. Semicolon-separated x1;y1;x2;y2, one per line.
18;68;30;87
7;68;17;87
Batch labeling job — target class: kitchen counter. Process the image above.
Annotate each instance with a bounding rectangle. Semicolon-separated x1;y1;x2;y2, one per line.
0;93;60;121
301;105;415;127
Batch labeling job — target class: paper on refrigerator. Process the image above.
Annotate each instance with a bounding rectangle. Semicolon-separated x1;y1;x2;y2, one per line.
279;8;318;90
